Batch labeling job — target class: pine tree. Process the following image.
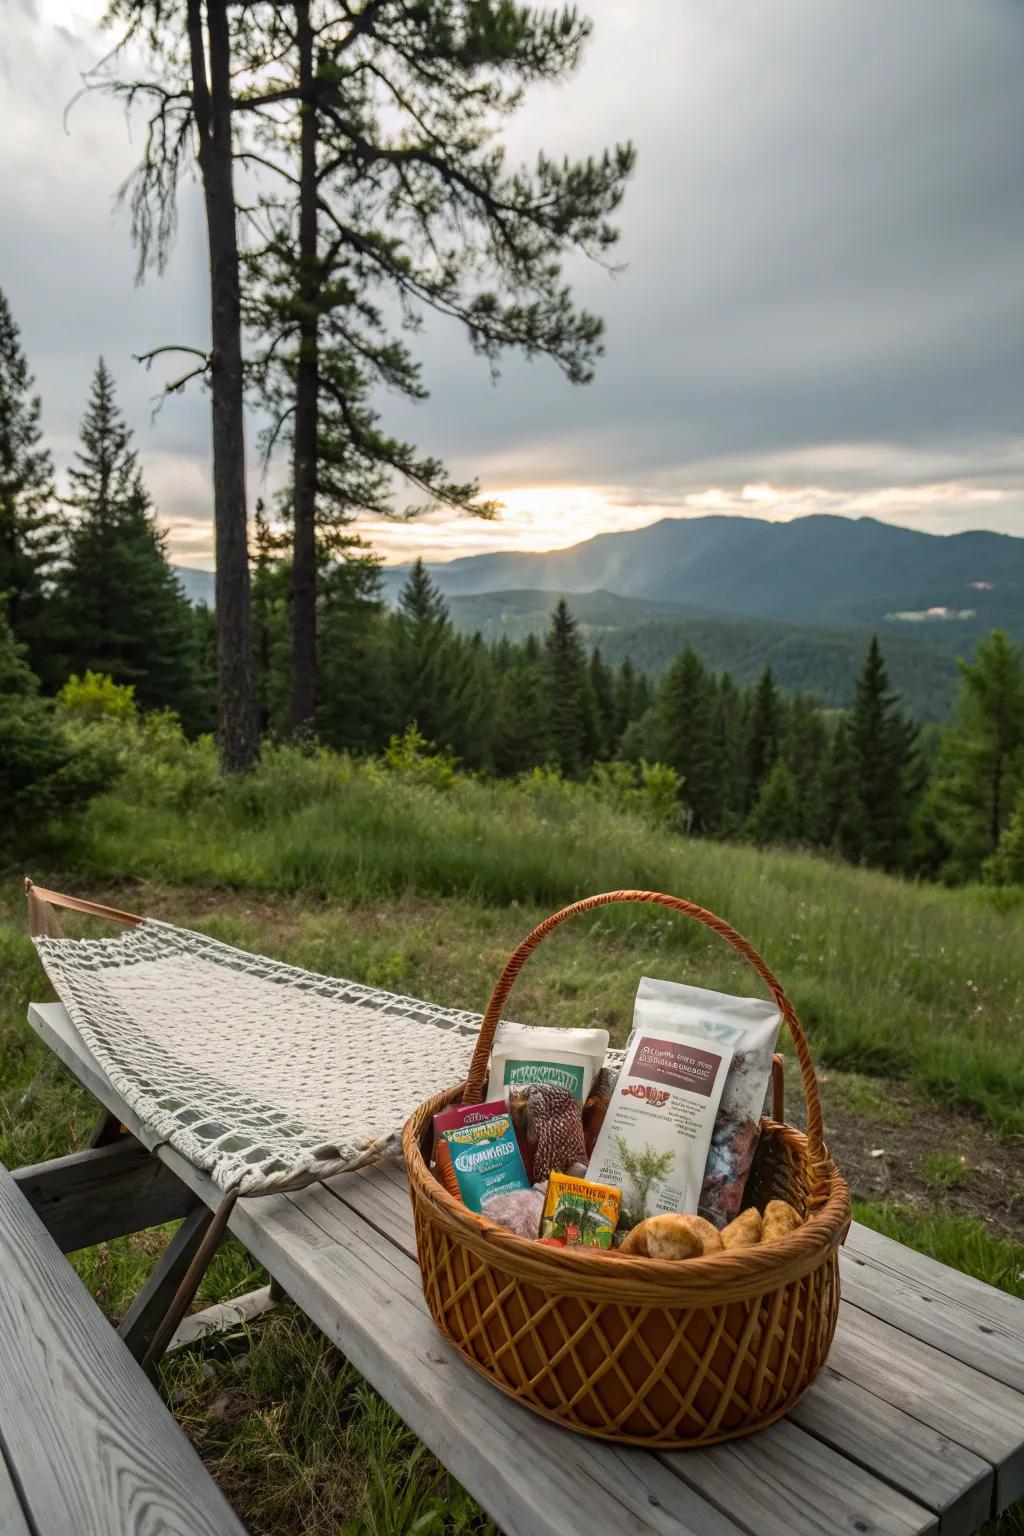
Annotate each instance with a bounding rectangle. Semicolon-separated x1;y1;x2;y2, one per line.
492;649;551;776
545;599;592;777
745;666;781;810
923;631;1024;881
589;648;616;758
391;559;462;746
54;360;203;724
613;656;639;739
818;715;863;852
227;1;634;735
657;647;716;829
0;287;61;675
746;760;801;847
843;636;921;870
708;673;746;835
783;693;829;841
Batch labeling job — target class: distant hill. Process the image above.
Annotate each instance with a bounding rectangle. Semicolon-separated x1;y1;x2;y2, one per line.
172;566;216;607
379;514;1024;636
442;589;964;720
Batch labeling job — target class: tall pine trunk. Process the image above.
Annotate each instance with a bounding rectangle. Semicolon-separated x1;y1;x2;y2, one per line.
290;0;319;737
187;0;258;773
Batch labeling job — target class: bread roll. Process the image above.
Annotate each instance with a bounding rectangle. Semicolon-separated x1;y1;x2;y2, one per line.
619;1213;723;1260
762;1199;802;1242
720;1207;763;1249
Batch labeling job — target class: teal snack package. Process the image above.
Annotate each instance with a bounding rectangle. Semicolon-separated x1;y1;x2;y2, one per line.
435;1100;531;1213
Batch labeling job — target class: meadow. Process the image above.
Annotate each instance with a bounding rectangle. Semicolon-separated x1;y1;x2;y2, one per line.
2;723;1023;1532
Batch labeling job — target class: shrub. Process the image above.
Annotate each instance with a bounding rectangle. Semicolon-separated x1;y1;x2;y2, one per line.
0;616;116;850
57;670;137;723
381;724;457;791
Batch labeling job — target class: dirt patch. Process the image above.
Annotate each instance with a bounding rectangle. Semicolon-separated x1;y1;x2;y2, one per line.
818;1069;1024;1240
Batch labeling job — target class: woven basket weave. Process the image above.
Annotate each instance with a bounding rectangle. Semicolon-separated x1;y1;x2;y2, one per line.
403;890;851;1446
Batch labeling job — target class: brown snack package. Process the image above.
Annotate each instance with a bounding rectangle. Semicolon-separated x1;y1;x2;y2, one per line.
721;1207;763;1249
582;1066;616;1157
620;1212;723;1260
762;1199;802;1242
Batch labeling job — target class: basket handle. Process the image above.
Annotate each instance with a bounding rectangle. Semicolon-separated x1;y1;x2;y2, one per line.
462;890;826;1168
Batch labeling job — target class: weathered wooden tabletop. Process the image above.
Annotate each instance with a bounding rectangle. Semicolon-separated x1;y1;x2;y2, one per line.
25;1001;1024;1536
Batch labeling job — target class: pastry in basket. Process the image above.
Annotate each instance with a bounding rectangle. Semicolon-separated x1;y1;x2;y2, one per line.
720;1207;763;1249
619;1212;723;1259
762;1199;803;1242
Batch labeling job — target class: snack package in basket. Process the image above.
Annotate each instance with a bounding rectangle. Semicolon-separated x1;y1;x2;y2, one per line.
631;978;782;1227
433;1099;531;1212
485;1022;608;1104
586;1030;734;1227
540;1172;621;1249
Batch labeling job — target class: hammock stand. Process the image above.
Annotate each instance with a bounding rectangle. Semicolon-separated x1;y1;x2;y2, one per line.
24;879;484;1366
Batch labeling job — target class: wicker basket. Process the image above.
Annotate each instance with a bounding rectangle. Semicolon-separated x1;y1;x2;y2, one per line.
403;891;851;1446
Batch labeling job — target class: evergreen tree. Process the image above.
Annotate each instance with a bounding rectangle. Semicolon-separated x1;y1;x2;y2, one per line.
491;650;551;775
0;287;60;675
589;648;616;758
708;673;746;835
986;788;1024;885
657;647;716;829
923;631;1024;881
818;715;862;852
227;1;634;734
783;693;829;841
317;552;393;753
745;666;781;810
843;636;921;870
54;360;203;725
746;760;801;847
613;655;639;740
545;599;592;777
391;559;462;746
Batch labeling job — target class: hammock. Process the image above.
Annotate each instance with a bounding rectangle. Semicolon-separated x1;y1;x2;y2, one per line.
27;883;482;1196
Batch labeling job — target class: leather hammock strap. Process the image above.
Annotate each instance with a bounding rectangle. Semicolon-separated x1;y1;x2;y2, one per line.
24;879;143;939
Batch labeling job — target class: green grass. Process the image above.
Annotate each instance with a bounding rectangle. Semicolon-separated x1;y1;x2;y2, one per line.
30;734;1024;1134
4;731;1024;1532
920;1150;971;1190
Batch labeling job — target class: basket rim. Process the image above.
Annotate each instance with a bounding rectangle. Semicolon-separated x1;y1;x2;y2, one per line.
402;1084;852;1304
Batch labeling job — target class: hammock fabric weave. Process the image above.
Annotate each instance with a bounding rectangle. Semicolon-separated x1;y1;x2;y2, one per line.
33;916;482;1196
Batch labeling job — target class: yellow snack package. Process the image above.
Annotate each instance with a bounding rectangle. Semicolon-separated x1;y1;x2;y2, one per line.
540;1172;620;1250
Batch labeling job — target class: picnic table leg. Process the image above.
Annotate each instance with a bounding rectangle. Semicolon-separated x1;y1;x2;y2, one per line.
88;1107;125;1148
137;1189;240;1374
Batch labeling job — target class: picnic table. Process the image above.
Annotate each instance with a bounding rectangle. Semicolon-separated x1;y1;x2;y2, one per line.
15;998;1024;1536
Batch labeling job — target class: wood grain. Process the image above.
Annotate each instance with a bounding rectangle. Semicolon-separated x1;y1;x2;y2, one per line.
27;1000;1024;1536
13;1138;196;1253
0;1444;31;1536
0;1163;246;1536
830;1302;1024;1509
118;1203;219;1364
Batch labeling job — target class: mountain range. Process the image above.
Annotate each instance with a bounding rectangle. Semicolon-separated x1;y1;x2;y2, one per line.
377;514;1023;631
173;514;1024;721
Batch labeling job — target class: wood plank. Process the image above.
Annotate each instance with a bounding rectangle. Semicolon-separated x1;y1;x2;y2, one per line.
166;1285;277;1354
845;1223;1024;1337
241;1182;746;1536
840;1246;1024;1393
25;1001;1018;1536
118;1203;224;1366
664;1417;937;1536
0;1445;31;1536
12;1139;196;1253
334;1170;965;1534
831;1301;1024;1511
789;1366;990;1536
27;1006;742;1536
0;1163;246;1536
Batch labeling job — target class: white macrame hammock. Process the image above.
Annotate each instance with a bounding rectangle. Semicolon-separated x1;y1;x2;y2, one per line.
29;886;484;1197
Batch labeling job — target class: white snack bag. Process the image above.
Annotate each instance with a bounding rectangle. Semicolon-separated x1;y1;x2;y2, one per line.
586;1030;734;1224
631;978;782;1227
485;1022;608;1103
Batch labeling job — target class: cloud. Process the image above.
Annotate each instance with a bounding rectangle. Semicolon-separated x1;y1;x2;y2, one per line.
3;0;1024;569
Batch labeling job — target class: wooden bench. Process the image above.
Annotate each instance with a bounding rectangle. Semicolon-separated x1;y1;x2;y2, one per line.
0;1157;247;1536
19;999;1024;1536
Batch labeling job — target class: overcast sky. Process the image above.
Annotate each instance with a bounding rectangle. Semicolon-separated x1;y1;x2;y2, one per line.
4;0;1024;566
